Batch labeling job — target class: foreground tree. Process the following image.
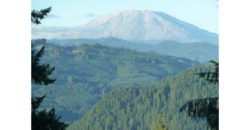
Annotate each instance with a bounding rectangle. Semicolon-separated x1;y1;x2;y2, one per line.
31;7;51;24
31;7;68;130
179;61;219;130
32;96;67;130
32;44;55;85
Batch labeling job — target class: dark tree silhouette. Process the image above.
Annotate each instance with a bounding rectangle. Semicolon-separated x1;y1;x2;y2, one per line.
179;60;219;130
31;7;68;130
198;60;218;84
179;97;218;130
32;96;67;130
31;8;54;85
32;7;51;24
32;45;55;85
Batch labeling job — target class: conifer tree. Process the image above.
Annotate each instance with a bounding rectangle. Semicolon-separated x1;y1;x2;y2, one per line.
32;45;55;85
179;60;219;130
31;7;51;24
31;7;68;130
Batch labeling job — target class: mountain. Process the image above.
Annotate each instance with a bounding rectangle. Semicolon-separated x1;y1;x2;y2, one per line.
48;38;218;62
67;65;218;130
32;39;198;123
32;10;218;44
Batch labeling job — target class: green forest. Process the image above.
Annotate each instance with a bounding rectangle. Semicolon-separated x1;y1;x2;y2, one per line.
32;39;218;129
32;39;197;123
67;65;218;130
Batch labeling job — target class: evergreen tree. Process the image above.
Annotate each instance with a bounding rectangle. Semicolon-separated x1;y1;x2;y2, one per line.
31;7;68;130
32;96;67;130
179;60;219;130
198;60;218;84
31;7;51;24
32;45;55;85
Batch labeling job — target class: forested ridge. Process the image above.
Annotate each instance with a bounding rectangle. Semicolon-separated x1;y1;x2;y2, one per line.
32;39;197;123
67;65;218;130
48;38;218;63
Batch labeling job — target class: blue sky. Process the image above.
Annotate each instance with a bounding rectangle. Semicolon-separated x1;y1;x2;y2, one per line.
32;0;218;33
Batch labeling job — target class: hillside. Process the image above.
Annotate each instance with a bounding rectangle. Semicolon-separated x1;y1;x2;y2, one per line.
32;39;197;123
48;38;218;62
67;65;218;130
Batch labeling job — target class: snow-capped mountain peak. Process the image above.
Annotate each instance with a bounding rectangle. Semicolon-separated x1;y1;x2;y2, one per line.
32;10;218;44
83;10;217;44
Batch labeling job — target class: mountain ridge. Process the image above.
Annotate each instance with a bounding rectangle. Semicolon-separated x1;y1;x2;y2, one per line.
47;37;218;62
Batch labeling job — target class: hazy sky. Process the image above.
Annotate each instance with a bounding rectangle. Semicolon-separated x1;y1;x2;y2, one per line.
32;0;218;33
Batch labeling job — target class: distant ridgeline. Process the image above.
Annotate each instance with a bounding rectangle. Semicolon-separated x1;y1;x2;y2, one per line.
47;38;218;63
67;65;218;130
32;39;198;123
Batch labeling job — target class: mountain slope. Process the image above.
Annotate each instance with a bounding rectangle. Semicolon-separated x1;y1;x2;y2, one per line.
67;65;218;130
32;10;218;44
48;38;218;62
32;39;198;123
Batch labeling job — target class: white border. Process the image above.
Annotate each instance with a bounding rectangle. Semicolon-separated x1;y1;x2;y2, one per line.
220;0;250;129
0;0;31;130
1;0;250;129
